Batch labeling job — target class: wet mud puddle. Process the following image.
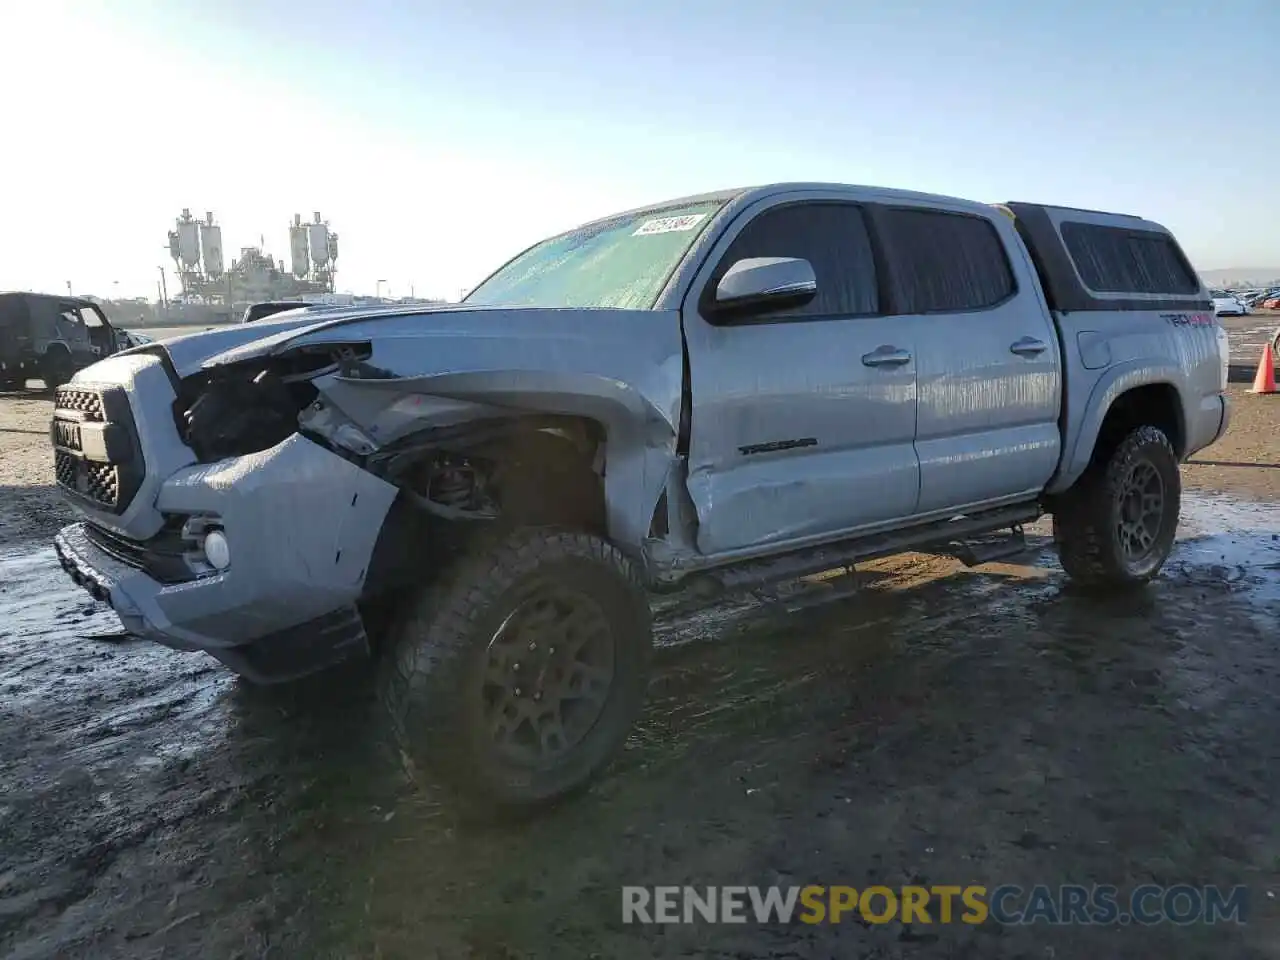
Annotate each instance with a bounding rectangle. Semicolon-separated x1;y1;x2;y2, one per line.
1;492;1278;958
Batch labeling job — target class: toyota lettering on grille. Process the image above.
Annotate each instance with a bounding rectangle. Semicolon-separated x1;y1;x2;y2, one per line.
53;419;83;452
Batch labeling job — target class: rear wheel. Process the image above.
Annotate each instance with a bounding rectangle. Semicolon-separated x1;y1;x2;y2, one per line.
1053;425;1180;588
377;527;652;815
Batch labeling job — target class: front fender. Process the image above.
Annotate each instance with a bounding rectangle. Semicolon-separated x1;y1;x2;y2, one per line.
1047;361;1187;494
323;365;682;557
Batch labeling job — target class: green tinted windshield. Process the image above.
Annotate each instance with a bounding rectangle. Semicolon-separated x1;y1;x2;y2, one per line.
464;200;725;309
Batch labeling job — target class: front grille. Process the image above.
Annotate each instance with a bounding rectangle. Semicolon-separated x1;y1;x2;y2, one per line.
54;387;105;421
54;452;121;508
51;383;144;514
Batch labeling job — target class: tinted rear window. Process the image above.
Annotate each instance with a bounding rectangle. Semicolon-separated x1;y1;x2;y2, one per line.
1060;222;1199;296
878;208;1015;313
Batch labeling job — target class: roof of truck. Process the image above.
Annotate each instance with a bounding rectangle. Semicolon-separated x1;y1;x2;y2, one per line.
594;182;997;225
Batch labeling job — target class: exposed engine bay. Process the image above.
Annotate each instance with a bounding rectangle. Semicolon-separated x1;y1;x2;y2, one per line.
173;343;604;531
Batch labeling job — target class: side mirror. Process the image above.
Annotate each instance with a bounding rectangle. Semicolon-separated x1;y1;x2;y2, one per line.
712;257;817;315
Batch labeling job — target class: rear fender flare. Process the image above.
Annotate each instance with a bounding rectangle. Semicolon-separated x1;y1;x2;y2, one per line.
1047;361;1187;494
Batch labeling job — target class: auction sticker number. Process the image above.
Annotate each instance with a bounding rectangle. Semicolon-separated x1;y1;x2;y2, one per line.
632;214;708;236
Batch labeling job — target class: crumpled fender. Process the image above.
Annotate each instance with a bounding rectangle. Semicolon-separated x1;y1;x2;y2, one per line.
196;305;690;555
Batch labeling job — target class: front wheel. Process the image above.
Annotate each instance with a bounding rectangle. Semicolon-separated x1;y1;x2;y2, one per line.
1052;425;1181;588
376;527;652;815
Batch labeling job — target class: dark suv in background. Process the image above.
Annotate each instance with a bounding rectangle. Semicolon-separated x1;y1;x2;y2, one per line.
0;292;130;390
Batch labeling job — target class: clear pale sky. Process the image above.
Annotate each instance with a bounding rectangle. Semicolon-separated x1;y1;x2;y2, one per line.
2;0;1275;300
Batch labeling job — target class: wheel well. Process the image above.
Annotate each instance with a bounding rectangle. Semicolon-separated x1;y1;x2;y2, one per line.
1093;384;1184;464
489;423;607;532
386;415;608;533
360;417;609;612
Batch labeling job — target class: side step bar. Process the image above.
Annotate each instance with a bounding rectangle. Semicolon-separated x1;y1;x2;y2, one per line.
946;524;1030;568
659;502;1041;602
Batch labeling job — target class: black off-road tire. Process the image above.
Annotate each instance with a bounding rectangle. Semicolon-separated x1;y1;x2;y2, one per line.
377;526;652;815
1052;425;1180;588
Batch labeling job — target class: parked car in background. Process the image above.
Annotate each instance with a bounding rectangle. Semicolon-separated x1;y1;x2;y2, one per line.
1211;293;1249;316
0;292;129;390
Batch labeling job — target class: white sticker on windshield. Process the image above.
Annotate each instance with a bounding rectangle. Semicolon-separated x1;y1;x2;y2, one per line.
632;213;708;236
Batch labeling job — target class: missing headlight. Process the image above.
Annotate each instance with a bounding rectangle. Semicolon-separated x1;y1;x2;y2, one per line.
176;342;373;462
178;369;311;462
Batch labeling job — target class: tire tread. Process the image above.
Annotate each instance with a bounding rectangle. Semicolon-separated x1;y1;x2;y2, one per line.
1053;425;1179;587
377;526;649;813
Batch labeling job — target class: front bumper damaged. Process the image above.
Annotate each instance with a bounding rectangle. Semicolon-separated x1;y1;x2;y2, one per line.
55;433;400;683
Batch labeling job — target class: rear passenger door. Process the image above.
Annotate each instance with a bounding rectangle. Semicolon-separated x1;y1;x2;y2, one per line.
681;199;920;556
874;204;1062;515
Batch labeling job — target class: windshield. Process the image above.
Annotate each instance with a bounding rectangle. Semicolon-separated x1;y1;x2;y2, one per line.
464;199;725;309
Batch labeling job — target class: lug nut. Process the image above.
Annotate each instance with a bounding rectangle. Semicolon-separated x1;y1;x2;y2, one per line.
514;687;522;697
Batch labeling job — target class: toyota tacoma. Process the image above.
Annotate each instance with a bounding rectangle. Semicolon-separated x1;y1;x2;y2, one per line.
50;183;1231;811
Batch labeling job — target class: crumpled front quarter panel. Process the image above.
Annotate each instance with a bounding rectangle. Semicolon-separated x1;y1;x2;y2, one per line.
297;308;687;552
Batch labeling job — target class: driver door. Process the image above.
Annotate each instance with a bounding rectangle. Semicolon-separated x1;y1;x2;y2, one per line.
76;305;116;356
54;305;91;357
680;198;920;556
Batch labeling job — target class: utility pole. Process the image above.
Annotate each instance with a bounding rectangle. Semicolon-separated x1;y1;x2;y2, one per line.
66;281;73;295
157;266;168;306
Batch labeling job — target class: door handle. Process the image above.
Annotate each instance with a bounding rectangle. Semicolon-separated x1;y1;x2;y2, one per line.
1010;337;1048;357
861;346;912;367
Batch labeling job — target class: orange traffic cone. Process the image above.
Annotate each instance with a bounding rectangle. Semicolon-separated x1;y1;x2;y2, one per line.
1250;341;1278;394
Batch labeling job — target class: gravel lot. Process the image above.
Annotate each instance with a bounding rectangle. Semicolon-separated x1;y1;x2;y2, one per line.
2;376;1279;959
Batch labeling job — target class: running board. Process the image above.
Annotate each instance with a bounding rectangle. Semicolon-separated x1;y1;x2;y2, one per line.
946;524;1030;568
669;502;1041;598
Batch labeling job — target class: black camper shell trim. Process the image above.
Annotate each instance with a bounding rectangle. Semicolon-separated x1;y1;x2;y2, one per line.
1003;203;1211;314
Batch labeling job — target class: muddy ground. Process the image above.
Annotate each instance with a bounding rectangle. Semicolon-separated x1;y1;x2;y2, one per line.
3;383;1280;959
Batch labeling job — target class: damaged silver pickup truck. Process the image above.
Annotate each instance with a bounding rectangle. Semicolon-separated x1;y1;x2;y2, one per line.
51;183;1230;810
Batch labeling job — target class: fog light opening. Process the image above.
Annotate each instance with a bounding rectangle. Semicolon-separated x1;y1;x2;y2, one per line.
203;529;231;571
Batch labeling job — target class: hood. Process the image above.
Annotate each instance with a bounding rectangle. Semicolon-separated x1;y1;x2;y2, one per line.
156;303;486;377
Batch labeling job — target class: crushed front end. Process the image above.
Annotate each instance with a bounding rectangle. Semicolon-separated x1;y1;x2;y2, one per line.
50;347;400;683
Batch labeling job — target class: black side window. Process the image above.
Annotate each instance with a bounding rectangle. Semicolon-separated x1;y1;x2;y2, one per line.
1060;222;1199;295
0;296;31;336
878;208;1015;313
711;203;879;319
